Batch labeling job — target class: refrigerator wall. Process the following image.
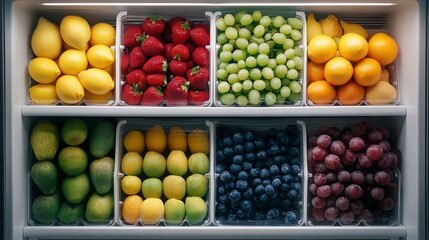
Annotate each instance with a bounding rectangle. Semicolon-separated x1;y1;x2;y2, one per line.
3;0;427;239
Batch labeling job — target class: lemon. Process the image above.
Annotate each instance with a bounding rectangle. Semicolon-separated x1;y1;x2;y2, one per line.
104;64;114;77
87;45;115;69
308;34;337;64
90;22;116;46
58;49;88;76
139;198;164;225
63;40;90;52
78;68;114;95
338;33;369;62
121;152;143;176
124;130;145;154
55;75;85;104
31;17;62;59
28;57;61;84
121;175;142;195
84;90;113;104
60;15;91;50
29;83;58;104
122;195;143;225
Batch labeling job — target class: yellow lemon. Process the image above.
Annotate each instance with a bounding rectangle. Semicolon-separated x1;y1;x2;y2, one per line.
123;130;145;154
167;126;188;152
121;175;142;195
31;17;62;59
122;195;143;225
307;34;337;64
163;175;186;200
63;40;90;52
188;128;210;155
58;49;88;76
324;57;353;86
139;198;164;225
28;57;61;84
87;44;115;69
84;90;113;104
78;68;114;95
121;152;143;176
55;75;85;104
90;22;116;46
104;64;114;77
338;33;369;62
60;15;91;50
29;83;58;104
145;124;167;153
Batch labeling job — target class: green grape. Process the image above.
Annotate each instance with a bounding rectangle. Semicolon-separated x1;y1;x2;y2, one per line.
264;92;277;106
222;43;234;52
240;14;253;26
280;24;292;35
281;78;291;86
264;79;272;91
273;16;285;28
253;25;265;37
287;17;303;30
224;13;235;26
290;29;302;41
245;56;257;68
276;93;286;104
225;27;238;40
248;89;261;105
217;69;228;80
256;54;269;67
274;64;288;78
226;63;239;74
258;43;270;55
253;79;266;91
284;48;295;59
219;51;232;63
275;53;287;65
218;62;228;70
289;80;302;93
217;81;231;94
237;60;246;69
287;92;301;103
238;68;249;80
250;35;265;45
249;68;262;80
234;11;247;24
267;59;277;69
292;56;303;70
247;42;259;55
259;16;271;27
229;39;236;46
245;24;255;34
286;68;299;80
264;32;272;41
262;67;274;80
242;79;253;91
216;17;228;31
236;95;249;106
217;33;228;44
286;59;295;69
270;77;282;90
232;49;247;62
282;39;295;50
228;73;239;84
280;85;291;98
220;93;236;106
272;32;287;45
238;28;251;40
252;10;262;22
235;38;249;51
231;82;243;93
266;40;276;49
294;46;303;57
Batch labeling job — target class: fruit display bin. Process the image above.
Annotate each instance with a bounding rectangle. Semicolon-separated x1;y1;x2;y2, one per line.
213;10;306;107
212;119;307;226
114;119;214;226
116;11;214;107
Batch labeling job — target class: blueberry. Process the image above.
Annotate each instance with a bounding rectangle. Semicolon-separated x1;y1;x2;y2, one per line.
230;200;241;210
262;179;271;186
272;178;282;189
223;137;233;146
244;131;254;141
260;168;270;179
220;170;232;182
254;137;265;150
286;189;299;200
253;178;262;187
250;168;261;178
290;157;300;166
281;163;291;175
291;182;301;191
223;147;234;157
237;171;249;180
218;185;227;195
236;180;249;191
269;165;280;175
276;131;289;144
268;145;281;156
225;181;235;190
280;199;292;210
230;164;241;175
291;164;301;175
234;144;244;154
236;209;245;218
292;175;301;182
289;136;301;147
282;174;293;183
218;194;229;204
244;141;255;153
256;150;268;161
240;199;253;211
216;150;226;162
227;213;237;222
259;193;269;202
255;184;265;195
242;161;253;171
265;158;274;167
229;189;242;201
280;145;288;154
280;183;290;192
288;146;300;159
254;211;265;220
232;132;244;144
266;208;280;221
284;211;298;225
244;152;256;162
216;203;228;215
216;163;225;174
265;184;275;195
273;155;283;165
242;187;253;199
232;155;243;164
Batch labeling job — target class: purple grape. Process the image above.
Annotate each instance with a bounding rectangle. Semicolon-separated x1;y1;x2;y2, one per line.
326;172;337;184
337;170;351;184
339;210;355;225
351;123;366;137
374;171;391;186
377;154;392;169
324;207;340;221
387;182;398;194
335;197;350;211
313;173;327;186
345;184;363;200
349;200;364;215
330;140;345;156
368;129;383;143
326;127;341;140
379;196;395;211
365;173;375;185
311;196;326;209
357;154;373;169
341;149;356;166
349;137;365;152
357;209;374;224
379;140;391;152
386;152;399;169
309;183;318;195
330;182;345;197
350;171;365;185
317;185;332;198
324;154;341;170
377;127;390;140
313;162;328;174
370;187;385;200
366;144;383;161
308;135;318;147
311;146;329;162
317;134;332;149
325;196;336;207
312;207;326;221
340;131;353;146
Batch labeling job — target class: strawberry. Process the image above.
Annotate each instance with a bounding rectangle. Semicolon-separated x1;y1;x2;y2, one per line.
192;23;210;33
126;69;146;89
121;53;130;74
164;76;189;106
187;66;209;90
141;86;164;106
129;46;147;69
142;15;165;36
163;42;175;61
143;55;168;74
171;21;190;44
162;29;173;43
192;46;210;67
186;59;195;69
122;83;143;105
140;35;164;57
190;26;210;47
188;90;209;106
146;73;167;87
184;40;195;54
123;25;143;48
171;44;190;61
169;60;188;76
167;16;189;29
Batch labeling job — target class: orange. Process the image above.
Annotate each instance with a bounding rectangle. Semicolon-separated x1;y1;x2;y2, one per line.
307;80;337;105
353;57;382;87
338;33;369;62
122;195;143;225
367;32;398;66
123;130;145;154
167;126;188;152
188;128;210;155
324;57;353;86
307;61;325;83
307;34;337;64
337;80;365;105
145;124;167;153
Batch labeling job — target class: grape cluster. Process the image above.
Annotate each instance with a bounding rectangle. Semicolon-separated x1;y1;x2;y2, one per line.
308;121;400;225
215;124;303;225
215;11;303;106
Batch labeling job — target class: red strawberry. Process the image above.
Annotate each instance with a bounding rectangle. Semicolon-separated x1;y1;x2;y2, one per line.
121;53;130;74
141;86;164;106
129;46;147;69
171;21;190;44
163;43;175;61
167;16;188;29
122;83;143;105
123;25;143;48
187;66;209;90
140;35;164;57
162;29;173;43
143;55;168;74
169;60;187;76
184;40;195;54
146;73;167;87
186;59;194;69
126;69;146;89
188;90;209;106
189;25;210;47
165;76;189;106
192;46;210;67
192;23;210;33
171;44;190;61
142;15;165;36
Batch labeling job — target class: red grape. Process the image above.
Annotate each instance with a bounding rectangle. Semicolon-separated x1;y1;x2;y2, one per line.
325;154;341;170
340;131;353;146
311;196;326;209
377;127;390;140
312;207;326;221
370;187;385;200
325;196;336;207
357;209;374;224
374;171;391;186
337;170;351;184
379;196;395;211
351;123;366;137
386;152;398;169
345;184;363;200
335;197;350;211
309;183;318;195
377;154;392;169
326;127;341;140
368;129;383;143
365;173;375;185
350;171;365;185
326;172;337;184
330;140;346;156
317;185;332;198
379;140;391;152
349;137;365;152
317;134;332;149
366;144;383;161
350;200;364;215
330;182;345;197
311;146;329;161
339;210;355;225
308;135;318;147
324;207;340;221
387;182;398;194
313;162;328;174
360;121;373;132
313;173;327;186
358;154;373;169
341;149;356;166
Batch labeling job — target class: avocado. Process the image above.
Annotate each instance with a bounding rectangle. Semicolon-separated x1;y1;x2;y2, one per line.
61;173;90;204
61;118;88;146
89;156;114;194
57;201;85;225
31;121;59;161
85;192;114;223
89;120;115;158
32;190;61;224
31;161;58;195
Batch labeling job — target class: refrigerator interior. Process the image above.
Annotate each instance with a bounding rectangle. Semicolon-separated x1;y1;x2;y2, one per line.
3;0;427;239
